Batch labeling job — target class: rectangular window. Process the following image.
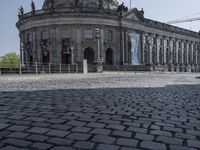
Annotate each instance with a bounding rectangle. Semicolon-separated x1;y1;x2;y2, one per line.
84;29;93;39
105;30;113;41
62;30;72;39
41;31;49;40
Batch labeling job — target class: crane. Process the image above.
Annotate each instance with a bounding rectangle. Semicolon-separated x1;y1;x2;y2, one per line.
167;16;200;24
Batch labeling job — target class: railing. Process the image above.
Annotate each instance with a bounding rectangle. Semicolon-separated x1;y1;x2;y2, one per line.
0;62;96;75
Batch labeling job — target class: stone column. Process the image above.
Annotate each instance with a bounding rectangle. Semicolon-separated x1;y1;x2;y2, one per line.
175;40;179;65
36;30;41;64
186;42;189;65
156;35;160;65
32;29;37;63
169;38;174;65
141;33;146;64
195;44;198;65
191;42;194;66
163;37;167;64
181;41;184;65
147;34;152;64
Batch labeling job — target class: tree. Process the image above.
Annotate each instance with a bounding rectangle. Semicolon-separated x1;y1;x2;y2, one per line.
0;52;20;68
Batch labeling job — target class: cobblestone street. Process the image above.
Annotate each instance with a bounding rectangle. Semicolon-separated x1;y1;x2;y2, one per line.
0;72;200;150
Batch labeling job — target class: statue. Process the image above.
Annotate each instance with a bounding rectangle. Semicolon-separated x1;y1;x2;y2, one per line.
117;2;128;15
99;0;103;8
50;0;54;9
74;0;80;7
18;6;24;16
31;0;35;15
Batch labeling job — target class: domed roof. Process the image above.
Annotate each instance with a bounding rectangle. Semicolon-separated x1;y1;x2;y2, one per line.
43;0;119;10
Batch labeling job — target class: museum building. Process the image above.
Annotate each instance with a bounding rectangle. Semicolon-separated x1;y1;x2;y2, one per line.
16;0;200;70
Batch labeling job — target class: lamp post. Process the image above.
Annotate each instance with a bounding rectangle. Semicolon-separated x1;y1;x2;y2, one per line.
95;27;101;63
95;27;103;72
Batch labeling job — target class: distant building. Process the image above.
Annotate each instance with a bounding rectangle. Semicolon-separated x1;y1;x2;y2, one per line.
16;0;200;70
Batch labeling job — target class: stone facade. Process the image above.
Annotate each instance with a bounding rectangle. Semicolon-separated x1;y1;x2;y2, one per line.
16;0;200;69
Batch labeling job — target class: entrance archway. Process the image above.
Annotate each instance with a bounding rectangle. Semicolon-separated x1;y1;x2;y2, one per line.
84;47;94;64
62;51;71;64
106;48;113;65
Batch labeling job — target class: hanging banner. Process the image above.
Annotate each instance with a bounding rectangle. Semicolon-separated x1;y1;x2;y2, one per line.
129;33;141;65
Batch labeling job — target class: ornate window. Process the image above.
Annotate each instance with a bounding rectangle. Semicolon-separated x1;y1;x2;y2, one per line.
62;30;71;39
105;30;113;41
84;29;93;39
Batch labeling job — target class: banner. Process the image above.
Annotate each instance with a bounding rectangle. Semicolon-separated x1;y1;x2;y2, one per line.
129;33;141;65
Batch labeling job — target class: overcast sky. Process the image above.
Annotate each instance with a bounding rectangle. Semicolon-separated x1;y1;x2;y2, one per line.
0;0;200;56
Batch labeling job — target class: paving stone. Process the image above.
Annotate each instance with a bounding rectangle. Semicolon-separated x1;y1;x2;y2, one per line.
50;146;75;150
87;122;105;128
92;135;116;144
135;133;155;141
32;122;51;128
97;144;120;150
47;137;73;146
67;120;86;126
170;145;197;150
2;138;32;147
140;141;167;150
0;146;28;150
27;127;50;134
50;124;72;131
112;130;132;138
7;132;29;139
150;130;172;137
187;140;200;148
67;133;91;141
90;128;111;135
31;143;53;150
6;125;29;132
26;134;49;142
0;124;10;130
73;141;95;149
106;124;125;130
71;126;91;133
156;136;183;145
47;130;69;137
127;127;148;134
116;138;138;147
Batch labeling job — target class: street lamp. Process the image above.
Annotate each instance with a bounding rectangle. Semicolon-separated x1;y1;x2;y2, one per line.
95;27;101;63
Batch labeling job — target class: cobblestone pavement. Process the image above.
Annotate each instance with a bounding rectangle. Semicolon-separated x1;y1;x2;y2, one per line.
0;72;200;150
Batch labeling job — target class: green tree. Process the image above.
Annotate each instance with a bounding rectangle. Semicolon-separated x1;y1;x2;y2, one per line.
0;52;20;68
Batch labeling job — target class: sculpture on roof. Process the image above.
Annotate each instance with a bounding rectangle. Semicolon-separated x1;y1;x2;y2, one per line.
31;1;35;15
117;2;128;15
18;6;24;16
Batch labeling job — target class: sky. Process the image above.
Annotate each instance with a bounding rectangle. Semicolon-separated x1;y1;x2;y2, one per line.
1;0;200;56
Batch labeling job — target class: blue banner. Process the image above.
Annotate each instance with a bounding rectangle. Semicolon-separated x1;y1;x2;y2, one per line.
129;33;141;65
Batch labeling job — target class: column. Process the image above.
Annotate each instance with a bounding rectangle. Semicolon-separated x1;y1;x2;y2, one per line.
32;29;37;63
156;35;160;65
181;40;184;65
141;33;146;64
175;40;179;65
195;44;198;65
191;42;194;65
163;37;167;64
186;42;189;65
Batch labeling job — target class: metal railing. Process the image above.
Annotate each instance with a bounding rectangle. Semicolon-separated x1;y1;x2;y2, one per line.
0;62;96;75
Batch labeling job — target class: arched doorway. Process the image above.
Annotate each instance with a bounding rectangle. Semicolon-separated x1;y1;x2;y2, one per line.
62;51;71;64
106;48;113;65
84;47;94;64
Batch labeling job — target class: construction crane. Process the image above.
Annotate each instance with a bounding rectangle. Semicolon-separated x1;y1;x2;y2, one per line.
167;16;200;24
